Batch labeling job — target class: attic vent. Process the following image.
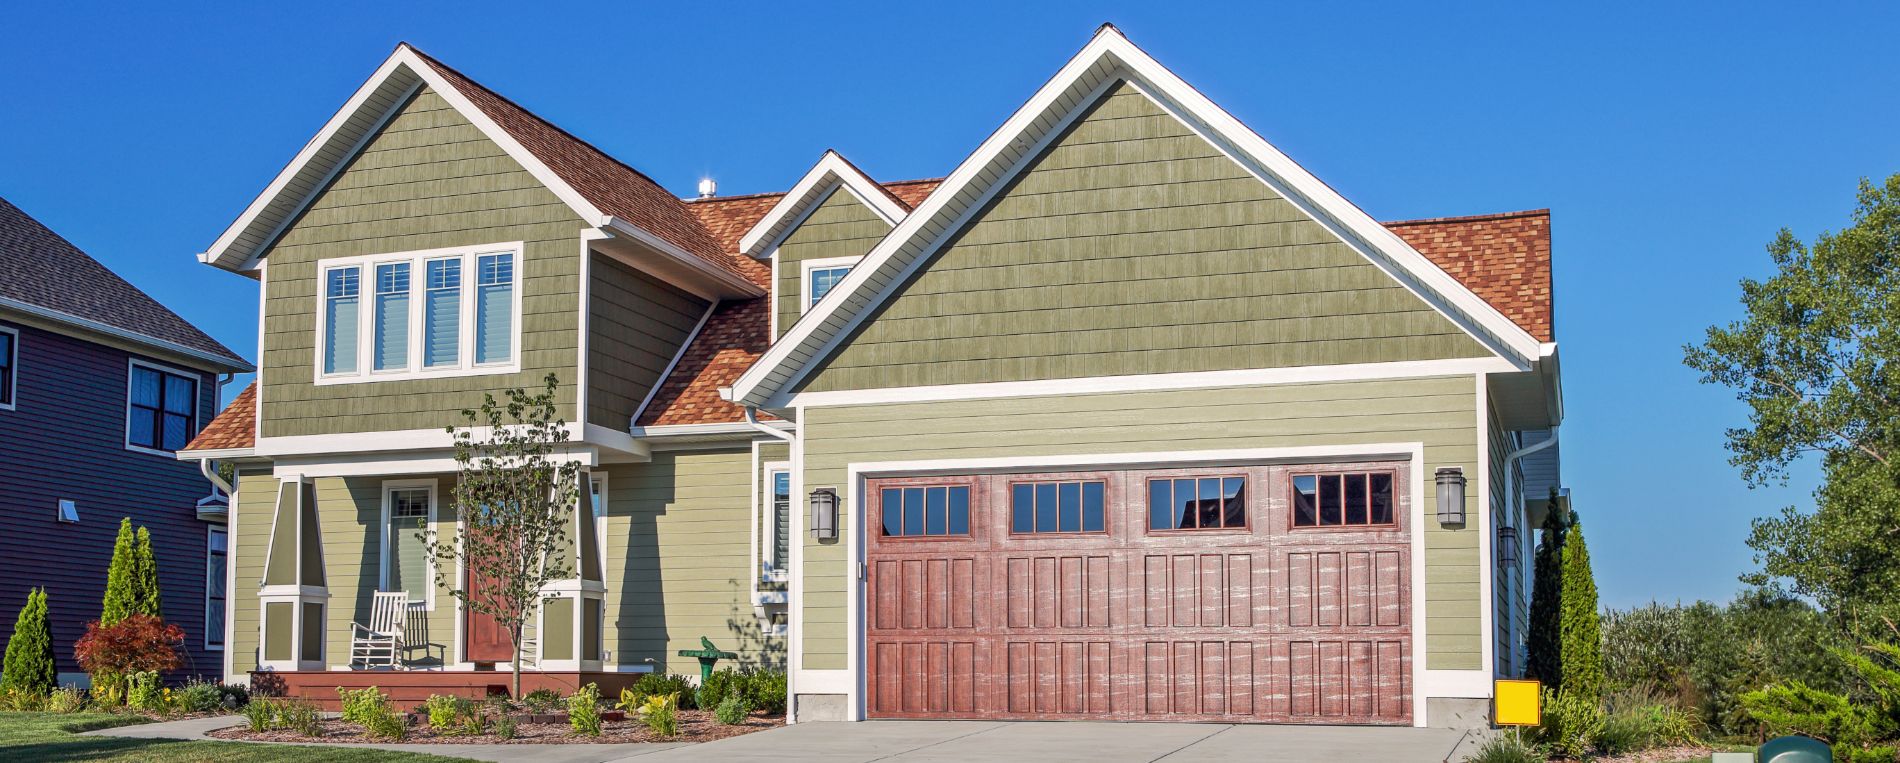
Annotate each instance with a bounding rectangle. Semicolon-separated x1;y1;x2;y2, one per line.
696;177;717;199
57;499;78;523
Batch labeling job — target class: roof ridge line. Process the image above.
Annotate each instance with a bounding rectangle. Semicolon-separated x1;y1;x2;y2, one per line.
1382;208;1551;227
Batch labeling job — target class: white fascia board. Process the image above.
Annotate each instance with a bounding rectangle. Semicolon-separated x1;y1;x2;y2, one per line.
738;150;908;257
630;420;795;439
256;422;596;457
731;27;1541;407
174;447;257;461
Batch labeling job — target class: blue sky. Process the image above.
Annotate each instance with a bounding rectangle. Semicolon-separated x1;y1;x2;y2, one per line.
4;2;1896;608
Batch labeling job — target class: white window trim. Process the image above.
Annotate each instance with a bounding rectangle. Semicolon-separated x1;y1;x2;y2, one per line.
590;473;608;576
314;241;524;386
379;478;438;611
0;324;18;411
205;526;227;651
799;255;862;314
762;462;791;582
124;357;201;457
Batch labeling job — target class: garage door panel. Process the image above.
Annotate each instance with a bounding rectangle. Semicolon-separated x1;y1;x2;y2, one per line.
1282;547;1408;631
871;555;981;632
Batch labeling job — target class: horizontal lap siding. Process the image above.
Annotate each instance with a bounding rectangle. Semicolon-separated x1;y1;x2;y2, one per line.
259;87;587;437
231;471;273;674
800;376;1482;671
599;449;784;673
0;319;221;677
774;189;891;338
586;254;708;429
799;83;1488;393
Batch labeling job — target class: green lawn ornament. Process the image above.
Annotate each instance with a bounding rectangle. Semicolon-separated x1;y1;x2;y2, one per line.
677;636;738;683
1758;735;1830;763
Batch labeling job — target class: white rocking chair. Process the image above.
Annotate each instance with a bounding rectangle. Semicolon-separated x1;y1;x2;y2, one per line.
349;591;409;669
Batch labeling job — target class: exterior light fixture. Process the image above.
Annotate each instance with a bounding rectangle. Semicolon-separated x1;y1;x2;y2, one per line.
809;488;838;541
1435;467;1467;526
1497;525;1519;566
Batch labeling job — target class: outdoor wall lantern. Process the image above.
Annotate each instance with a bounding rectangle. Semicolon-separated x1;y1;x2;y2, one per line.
809;488;839;541
1435;467;1467;526
1497;525;1519;566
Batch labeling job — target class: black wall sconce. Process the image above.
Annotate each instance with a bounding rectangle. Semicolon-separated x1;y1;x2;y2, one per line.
1435;467;1467;526
809;487;838;541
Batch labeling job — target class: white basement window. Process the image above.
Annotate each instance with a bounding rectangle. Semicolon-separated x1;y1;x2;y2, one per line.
317;242;522;385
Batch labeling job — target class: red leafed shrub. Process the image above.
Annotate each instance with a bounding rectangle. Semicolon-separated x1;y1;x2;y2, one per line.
74;614;183;675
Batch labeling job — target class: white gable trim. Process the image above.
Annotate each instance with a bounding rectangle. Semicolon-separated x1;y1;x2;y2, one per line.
200;45;610;273
738;150;908;257
730;27;1542;408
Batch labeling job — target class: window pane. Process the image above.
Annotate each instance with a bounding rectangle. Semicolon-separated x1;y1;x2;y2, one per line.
881;488;902;537
1082;482;1104;532
1034;483;1057;533
809;266;850;306
162;374;195;415
475;253;514;365
162;412;191;451
947;487;970;535
131;367;160;407
0;332;12;405
1148;479;1172;530
1369;473;1394;524
374;263;411;371
390;518;429;601
424;259;461;367
1293;475;1318;527
1059;482;1081;532
1222;477;1246;528
1198;478;1222;529
1319;475;1343;525
925;487;947;536
206;601;225;646
1012;484;1034;533
902;488;925;536
1174;479;1197;529
128;408;156;449
324;268;361;375
771;472;790;567
1345;474;1368;525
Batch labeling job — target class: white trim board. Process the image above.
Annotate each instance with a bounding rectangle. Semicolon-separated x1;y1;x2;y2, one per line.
730;25;1540;409
797;255;864;315
738;150;909;258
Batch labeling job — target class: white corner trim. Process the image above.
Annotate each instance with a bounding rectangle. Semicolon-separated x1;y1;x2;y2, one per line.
739;150;908;257
797;255;864;315
779;357;1518;409
731;26;1541;408
1420;669;1494;700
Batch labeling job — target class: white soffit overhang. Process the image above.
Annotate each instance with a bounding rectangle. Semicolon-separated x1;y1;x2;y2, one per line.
737;150;910;258
730;25;1544;408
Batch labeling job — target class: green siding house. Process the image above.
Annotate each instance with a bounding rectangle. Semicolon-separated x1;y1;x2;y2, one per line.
180;26;1563;728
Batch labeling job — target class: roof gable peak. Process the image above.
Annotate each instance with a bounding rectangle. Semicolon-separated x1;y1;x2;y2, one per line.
737;150;910;257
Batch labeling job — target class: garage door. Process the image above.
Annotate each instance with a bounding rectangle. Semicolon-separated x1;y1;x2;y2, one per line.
864;462;1412;724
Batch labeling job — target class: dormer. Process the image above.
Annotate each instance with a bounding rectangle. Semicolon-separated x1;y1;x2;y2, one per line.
737;151;912;337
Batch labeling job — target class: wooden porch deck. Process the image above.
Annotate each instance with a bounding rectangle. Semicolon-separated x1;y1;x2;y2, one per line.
252;670;646;710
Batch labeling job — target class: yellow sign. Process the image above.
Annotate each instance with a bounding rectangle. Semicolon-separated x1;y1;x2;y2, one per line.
1494;679;1542;726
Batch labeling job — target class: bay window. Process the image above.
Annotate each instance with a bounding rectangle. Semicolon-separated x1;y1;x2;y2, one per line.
317;242;521;384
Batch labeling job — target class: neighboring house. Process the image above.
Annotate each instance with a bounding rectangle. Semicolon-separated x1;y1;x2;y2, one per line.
179;26;1562;728
0;196;252;684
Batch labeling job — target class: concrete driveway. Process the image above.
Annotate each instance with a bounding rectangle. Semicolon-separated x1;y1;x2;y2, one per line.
631;720;1487;762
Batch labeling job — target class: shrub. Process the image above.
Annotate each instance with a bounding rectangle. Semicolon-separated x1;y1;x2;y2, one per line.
1462;731;1544;763
696;668;738;710
1531;689;1602;760
622;672;696;710
2;588;55;696
1741;680;1884;747
278;698;323;737
741;669;787;715
0;688;44;711
714;693;751;725
568;683;603;737
46;686;87;713
494;715;518;740
338;686;391;725
101;519;138;625
424;694;473;733
74;614;183;702
1841;746;1900;763
217;683;250;709
520;687;563;713
176;681;224;713
457;709;486;736
126;671;166;712
363;705;406;741
241;698;276;731
1593;704;1651;756
636;692;679;737
1558;519;1603;702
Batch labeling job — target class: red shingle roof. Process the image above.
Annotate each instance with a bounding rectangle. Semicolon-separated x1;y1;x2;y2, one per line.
183;382;257;451
1389;209;1554;343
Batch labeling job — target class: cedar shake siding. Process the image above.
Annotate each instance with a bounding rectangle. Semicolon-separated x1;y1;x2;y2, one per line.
0;318;222;677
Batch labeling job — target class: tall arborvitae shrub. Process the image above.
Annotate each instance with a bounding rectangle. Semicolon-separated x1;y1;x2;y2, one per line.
1;588;55;695
132;526;161;618
101;518;139;625
1559;516;1604;702
1526;491;1569;685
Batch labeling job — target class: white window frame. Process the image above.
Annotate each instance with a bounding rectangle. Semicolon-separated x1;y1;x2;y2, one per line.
590;473;608;575
379;479;438;610
314;241;524;385
0;324;18;411
762;462;791;582
205;526;227;651
124;358;201;457
800;256;862;313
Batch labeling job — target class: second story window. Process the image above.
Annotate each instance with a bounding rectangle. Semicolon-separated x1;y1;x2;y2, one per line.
316;242;521;385
127;361;198;454
801;256;860;312
0;326;16;409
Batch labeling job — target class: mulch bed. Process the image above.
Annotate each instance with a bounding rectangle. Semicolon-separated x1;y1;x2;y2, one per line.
1591;746;1719;763
208;708;782;745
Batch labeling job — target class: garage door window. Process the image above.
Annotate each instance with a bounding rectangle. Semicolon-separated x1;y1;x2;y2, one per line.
879;485;971;538
1293;472;1395;527
1010;480;1105;534
1146;476;1246;531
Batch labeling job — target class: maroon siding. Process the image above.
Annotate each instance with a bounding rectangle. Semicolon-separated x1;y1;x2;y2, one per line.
0;318;224;680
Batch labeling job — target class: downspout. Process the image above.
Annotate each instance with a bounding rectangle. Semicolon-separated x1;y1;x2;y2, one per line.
200;458;235;497
742;404;796;673
743;406;794;443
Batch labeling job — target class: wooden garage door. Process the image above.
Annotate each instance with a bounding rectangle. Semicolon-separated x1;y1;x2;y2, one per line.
864;462;1411;724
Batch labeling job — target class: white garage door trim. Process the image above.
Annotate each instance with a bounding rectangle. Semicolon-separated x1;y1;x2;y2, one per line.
827;442;1442;726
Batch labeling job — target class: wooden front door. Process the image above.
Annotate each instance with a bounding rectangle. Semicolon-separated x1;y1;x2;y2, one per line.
862;462;1413;724
465;564;513;663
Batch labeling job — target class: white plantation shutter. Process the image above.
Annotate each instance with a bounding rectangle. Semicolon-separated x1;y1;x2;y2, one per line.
373;263;410;371
423;258;461;368
324;267;360;374
475;253;514;364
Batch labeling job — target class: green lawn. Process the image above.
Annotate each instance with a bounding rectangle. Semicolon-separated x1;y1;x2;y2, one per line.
0;712;466;762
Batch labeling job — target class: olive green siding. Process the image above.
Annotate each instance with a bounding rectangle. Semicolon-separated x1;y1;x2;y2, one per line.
596;448;786;672
262;481;298;586
543;598;574;662
263;602;291;662
799;83;1488;393
309;475;460;669
233;471;272;671
774;188;891;338
1489;395;1525;677
259;86;588;437
300;603;325;663
798;376;1484;671
587;253;709;428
